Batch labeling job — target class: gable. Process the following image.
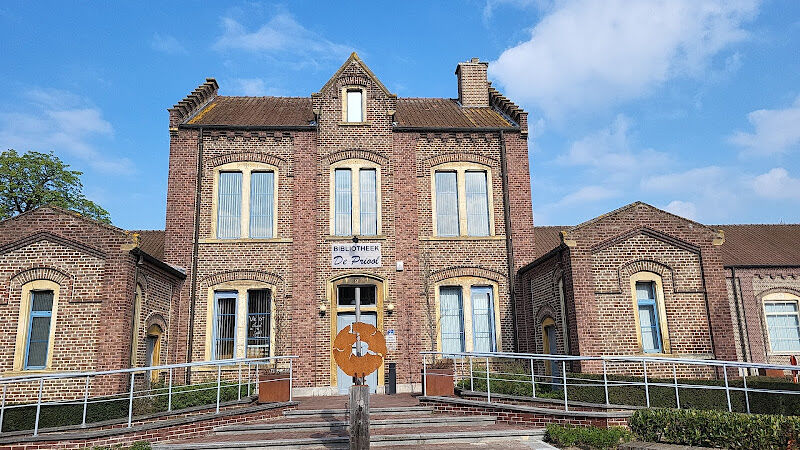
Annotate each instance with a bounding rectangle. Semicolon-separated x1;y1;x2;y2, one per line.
314;52;395;98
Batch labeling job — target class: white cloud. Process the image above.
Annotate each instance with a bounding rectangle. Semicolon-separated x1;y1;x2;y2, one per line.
490;0;759;117
558;115;670;175
232;78;267;96
664;200;698;220
643;166;727;192
752;168;800;200
729;96;800;155
212;13;351;65
0;89;134;175
151;33;187;54
559;185;620;205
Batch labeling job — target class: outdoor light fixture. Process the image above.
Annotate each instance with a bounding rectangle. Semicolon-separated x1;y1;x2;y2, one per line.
319;303;327;314
387;303;395;313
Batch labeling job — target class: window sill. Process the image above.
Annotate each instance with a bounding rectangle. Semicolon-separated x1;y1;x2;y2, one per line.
326;235;387;241
200;238;293;244
629;352;714;359
339;121;372;126
421;235;506;241
2;368;57;377
767;351;800;356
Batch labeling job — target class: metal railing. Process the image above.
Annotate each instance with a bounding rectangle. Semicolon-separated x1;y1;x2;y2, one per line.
421;351;800;415
0;355;297;437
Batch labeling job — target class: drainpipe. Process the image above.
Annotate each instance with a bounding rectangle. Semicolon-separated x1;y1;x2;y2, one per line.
498;131;518;352
697;252;718;377
129;253;143;368
186;127;204;383
730;266;749;364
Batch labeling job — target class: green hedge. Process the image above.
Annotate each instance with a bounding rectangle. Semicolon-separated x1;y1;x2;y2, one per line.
1;381;251;432
629;408;800;449
455;362;800;415
545;423;632;449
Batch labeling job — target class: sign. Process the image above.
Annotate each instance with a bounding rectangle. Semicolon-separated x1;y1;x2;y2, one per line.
386;329;397;352
332;322;387;378
332;243;382;268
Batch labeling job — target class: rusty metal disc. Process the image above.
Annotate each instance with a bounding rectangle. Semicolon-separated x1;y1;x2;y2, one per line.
332;322;387;378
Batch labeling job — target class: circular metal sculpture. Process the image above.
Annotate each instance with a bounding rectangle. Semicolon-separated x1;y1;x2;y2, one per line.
333;322;387;378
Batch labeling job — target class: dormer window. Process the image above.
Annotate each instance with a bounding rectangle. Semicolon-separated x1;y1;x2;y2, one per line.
342;87;366;123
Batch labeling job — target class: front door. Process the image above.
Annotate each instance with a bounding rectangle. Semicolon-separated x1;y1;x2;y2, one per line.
544;324;560;385
336;284;379;394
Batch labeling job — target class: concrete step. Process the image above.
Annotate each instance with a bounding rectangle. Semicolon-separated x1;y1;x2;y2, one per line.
153;428;547;449
214;414;498;434
283;406;434;417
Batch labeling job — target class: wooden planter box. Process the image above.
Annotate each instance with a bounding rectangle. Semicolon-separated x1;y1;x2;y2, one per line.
424;368;454;397
258;372;290;403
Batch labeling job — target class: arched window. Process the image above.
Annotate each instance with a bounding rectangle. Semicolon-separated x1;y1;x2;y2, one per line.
435;278;500;353
14;280;61;371
541;316;558;375
763;292;800;354
630;272;670;354
212;162;279;240
329;159;382;237
431;162;495;237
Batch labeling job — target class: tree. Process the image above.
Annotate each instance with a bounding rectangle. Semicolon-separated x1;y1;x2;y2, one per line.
0;149;111;223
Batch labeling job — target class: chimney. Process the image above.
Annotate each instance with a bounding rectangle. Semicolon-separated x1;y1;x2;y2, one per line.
456;57;489;107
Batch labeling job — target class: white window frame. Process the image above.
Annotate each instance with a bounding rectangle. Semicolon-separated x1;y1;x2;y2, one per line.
434;277;501;353
763;292;800;355
211;162;279;240
206;281;277;361
341;86;367;124
430;162;495;238
329;159;382;237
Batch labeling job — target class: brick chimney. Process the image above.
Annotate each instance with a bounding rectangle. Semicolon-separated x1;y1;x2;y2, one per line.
456;58;489;107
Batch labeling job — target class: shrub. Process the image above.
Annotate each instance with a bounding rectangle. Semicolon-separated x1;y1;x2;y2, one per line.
629;408;800;449
545;424;632;449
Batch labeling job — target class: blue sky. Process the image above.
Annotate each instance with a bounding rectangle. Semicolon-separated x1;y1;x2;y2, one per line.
1;0;798;229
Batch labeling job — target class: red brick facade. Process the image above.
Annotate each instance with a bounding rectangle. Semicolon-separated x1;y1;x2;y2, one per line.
163;54;534;393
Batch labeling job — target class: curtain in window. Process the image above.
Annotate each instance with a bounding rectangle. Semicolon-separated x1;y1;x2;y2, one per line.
360;169;377;235
250;171;274;238
435;172;459;236
215;293;237;360
347;90;363;122
26;290;54;368
335;169;352;235
247;290;271;358
440;287;464;354
471;286;495;352
465;171;490;236
636;282;661;353
765;302;800;352
218;172;242;239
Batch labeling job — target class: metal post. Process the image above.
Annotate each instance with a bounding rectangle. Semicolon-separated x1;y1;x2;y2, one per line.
453;356;458;387
0;383;6;434
216;364;222;414
643;360;650;408
530;358;537;398
238;364;242;401
562;360;568;411
673;363;680;409
168;368;173;412
485;357;491;403
469;357;474;392
289;359;293;402
423;357;427;397
127;372;135;428
255;362;259;396
34;378;43;436
82;376;90;427
602;359;609;406
743;369;750;414
247;363;252;397
723;364;732;412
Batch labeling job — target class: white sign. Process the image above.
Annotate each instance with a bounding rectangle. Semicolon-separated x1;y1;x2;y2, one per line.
386;329;397;351
332;243;382;268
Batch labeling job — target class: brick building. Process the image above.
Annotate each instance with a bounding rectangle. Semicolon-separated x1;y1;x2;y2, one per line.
0;207;184;400
518;202;800;376
163;54;535;394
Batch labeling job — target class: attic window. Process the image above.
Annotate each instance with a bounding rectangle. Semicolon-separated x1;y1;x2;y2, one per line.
346;89;363;122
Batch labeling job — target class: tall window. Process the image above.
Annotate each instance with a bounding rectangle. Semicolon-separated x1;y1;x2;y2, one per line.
764;293;800;353
465;171;490;236
247;290;271;358
249;171;275;238
214;292;237;360
346;90;363;122
359;169;377;235
334;169;352;235
471;286;495;352
25;290;54;369
439;287;465;354
435;172;459;236
636;281;663;353
217;172;242;239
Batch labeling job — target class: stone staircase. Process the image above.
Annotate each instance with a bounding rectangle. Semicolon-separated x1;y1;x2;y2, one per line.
152;401;553;449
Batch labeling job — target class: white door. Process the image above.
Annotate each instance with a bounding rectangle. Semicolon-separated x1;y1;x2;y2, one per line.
336;312;378;394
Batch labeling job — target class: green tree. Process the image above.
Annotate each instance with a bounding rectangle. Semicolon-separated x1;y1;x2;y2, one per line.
0;149;110;223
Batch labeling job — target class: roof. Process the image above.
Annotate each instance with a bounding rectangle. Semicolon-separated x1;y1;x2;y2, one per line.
533;226;566;259
716;224;800;267
530;223;800;268
132;230;165;260
184;95;515;129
